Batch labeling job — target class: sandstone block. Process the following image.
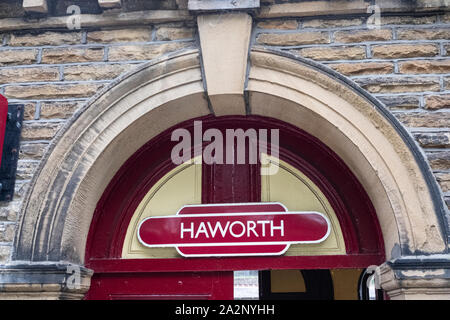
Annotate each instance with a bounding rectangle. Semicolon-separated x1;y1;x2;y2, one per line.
9;31;82;46
19;142;49;160
39;101;82;119
257;19;299;30
0;223;15;242
0;49;37;66
4;83;105;99
376;95;421;110
302;18;363;28
435;172;450;193
296;46;366;60
63;64;136;81
414;132;450;148
0;246;11;263
155;26;195;40
0;202;20;222
41;47;104;64
87;28;151;43
427;151;450;170
0;67;59;84
399;60;450;74
256;32;329;46
21;122;62;141
329;62;393;76
16;161;38;180
425;95;450;110
380;15;437;25
334;29;392;43
355;76;440;93
394;112;450;128
397;28;450;40
372;44;438;59
108;42;193;61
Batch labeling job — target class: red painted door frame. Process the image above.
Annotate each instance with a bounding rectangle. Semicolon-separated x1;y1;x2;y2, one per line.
84;116;385;300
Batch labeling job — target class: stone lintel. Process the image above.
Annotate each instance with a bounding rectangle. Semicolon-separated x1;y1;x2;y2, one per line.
189;0;259;12
257;0;450;18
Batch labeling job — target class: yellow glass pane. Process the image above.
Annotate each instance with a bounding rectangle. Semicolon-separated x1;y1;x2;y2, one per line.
261;154;346;255
271;270;306;293
330;269;363;300
122;157;202;258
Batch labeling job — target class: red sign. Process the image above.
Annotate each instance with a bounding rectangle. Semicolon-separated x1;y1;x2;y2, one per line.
138;202;330;257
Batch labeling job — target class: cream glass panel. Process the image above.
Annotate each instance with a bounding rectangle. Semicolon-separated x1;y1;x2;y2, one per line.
261;154;346;255
122;157;202;258
123;154;345;258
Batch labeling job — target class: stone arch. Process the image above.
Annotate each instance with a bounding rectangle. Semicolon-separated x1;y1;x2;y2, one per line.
12;47;448;267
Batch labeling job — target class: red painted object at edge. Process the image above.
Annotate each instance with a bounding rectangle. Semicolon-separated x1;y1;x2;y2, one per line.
0;95;7;168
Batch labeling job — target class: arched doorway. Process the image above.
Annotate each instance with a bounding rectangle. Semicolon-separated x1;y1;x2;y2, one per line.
11;48;448;299
84;115;384;299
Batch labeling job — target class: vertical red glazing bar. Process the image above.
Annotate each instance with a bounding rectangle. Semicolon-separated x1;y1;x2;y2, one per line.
0;94;8;168
202;125;261;204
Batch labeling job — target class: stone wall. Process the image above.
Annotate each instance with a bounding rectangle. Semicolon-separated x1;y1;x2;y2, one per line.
0;19;196;263
255;13;450;214
0;1;449;264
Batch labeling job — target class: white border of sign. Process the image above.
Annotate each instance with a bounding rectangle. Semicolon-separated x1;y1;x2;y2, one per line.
137;202;331;258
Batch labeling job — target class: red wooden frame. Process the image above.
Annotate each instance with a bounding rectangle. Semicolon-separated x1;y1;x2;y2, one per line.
84;115;385;299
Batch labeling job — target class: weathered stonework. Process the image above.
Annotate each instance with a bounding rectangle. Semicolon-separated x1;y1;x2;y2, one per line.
425;95;450;110
0;246;11;264
39;101;83;119
108;42;194;61
155;25;195;40
436;172;450;193
41;47;105;64
4;83;106;100
394;112;450;128
301;17;363;28
0;0;448;300
257;31;330;46
295;46;366;61
371;44;439;59
9;31;82;47
333;29;392;43
87;28;152;43
257;19;299;30
355;76;441;94
20;122;62;141
63;64;137;81
414;132;450;149
19;142;49;160
377;95;421;110
0;67;59;85
428;151;450;171
397;28;450;40
0;50;38;66
399;60;450;74
329;62;394;76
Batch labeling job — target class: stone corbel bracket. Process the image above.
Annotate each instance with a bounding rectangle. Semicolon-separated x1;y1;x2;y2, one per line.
377;257;450;299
